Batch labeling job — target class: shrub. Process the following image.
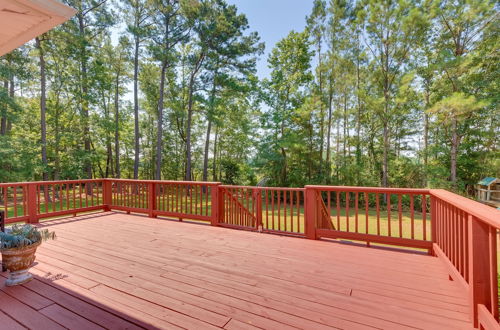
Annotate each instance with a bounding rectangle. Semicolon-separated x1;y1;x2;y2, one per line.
0;224;56;250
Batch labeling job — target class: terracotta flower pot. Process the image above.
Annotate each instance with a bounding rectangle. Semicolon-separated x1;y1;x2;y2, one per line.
1;241;41;286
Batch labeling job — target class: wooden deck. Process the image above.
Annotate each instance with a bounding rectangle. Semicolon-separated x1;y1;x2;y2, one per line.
0;212;473;329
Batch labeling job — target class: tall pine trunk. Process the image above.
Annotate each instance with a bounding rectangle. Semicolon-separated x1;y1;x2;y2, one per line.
133;36;140;179
36;37;48;182
326;83;333;184
78;14;92;181
355;51;362;181
185;54;204;181
202;120;212;182
134;36;139;179
114;70;121;178
202;71;218;182
212;125;218;182
450;116;458;187
155;61;168;180
318;43;324;176
423;90;430;187
36;37;51;204
1;81;7;135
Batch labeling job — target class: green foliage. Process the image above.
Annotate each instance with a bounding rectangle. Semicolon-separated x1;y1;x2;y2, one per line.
0;224;56;250
0;0;497;198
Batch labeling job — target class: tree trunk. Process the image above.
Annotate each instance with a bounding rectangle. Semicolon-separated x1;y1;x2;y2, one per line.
36;37;49;183
318;41;324;176
102;91;112;178
54;101;61;181
7;75;14;134
202;120;212;182
355;52;362;176
185;54;204;181
155;61;168;180
326;83;333;184
336;114;340;180
114;69;121;178
78;14;92;181
185;77;194;181
381;39;390;189
423;90;430;187
133;36;140;179
212;125;218;182
382;120;389;187
1;80;7;135
280;116;287;186
450;116;458;187
343;92;347;162
203;70;218;182
382;77;390;188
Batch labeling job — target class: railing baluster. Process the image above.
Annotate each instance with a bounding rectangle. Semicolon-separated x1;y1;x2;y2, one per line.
13;186;17;218
387;193;391;237
297;191;305;233
422;194;427;241
365;192;369;235
376;193;380;236
336;191;340;230
22;185;27;217
409;194;413;239
346;192;350;232
355;192;358;233
488;227;498;320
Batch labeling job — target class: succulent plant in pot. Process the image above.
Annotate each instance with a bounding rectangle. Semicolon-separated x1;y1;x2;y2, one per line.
0;224;56;286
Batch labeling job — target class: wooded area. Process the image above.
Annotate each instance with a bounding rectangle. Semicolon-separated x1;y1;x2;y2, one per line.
0;0;498;195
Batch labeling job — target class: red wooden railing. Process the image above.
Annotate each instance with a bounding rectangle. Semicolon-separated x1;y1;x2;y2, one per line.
306;186;432;250
430;189;500;329
219;185;305;236
1;179;106;224
0;179;499;328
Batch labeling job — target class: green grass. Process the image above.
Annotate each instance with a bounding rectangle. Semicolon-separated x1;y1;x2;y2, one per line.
2;196;103;219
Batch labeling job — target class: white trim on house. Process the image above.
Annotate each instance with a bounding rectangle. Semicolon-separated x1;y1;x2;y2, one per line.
0;0;76;56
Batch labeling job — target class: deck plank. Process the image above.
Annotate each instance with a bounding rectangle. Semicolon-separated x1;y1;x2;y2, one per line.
48;219;465;299
0;310;26;330
0;291;65;330
18;277;147;329
0;212;474;329
0;280;54;310
50;225;467;311
39;304;105;330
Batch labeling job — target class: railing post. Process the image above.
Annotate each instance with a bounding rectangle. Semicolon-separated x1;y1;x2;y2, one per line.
304;186;317;240
27;183;38;224
430;194;437;256
0;209;4;271
211;184;219;226
148;182;156;218
217;185;224;225
103;179;112;211
468;214;495;327
255;189;262;231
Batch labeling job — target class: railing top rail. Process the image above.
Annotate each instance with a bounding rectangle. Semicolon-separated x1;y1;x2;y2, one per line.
305;185;431;194
108;179;221;186
431;189;500;229
219;185;305;191
0;179;104;186
0;179;223;187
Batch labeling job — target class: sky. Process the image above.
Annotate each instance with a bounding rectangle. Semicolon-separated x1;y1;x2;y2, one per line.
225;0;314;79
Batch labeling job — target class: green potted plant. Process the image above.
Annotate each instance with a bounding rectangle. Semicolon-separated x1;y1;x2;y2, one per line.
0;224;56;286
